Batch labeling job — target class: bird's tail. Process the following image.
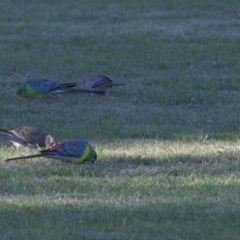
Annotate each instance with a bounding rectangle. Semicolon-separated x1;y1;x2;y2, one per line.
0;129;8;135
51;82;77;91
54;88;106;95
0;128;26;145
0;129;13;139
5;154;43;162
60;83;77;88
112;83;125;86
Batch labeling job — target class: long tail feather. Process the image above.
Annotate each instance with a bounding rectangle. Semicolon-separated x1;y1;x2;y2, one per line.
0;129;9;135
53;88;106;95
112;83;125;86
5;154;43;162
51;82;77;91
59;83;77;88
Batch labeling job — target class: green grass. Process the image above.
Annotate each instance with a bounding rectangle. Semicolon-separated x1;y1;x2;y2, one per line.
1;0;240;239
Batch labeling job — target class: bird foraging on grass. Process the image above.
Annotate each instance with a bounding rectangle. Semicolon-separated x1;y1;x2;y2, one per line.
86;74;124;94
5;138;97;164
17;78;105;98
0;126;56;149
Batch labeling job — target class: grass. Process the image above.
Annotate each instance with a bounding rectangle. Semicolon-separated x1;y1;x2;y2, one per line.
1;0;240;239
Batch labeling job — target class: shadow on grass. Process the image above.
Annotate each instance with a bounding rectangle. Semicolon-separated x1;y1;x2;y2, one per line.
1;195;240;240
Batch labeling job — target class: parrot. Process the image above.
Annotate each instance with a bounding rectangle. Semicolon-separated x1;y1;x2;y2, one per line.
86;74;124;93
17;78;105;98
0;126;56;149
5;138;97;164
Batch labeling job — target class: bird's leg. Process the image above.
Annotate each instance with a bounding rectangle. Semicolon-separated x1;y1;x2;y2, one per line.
10;145;16;151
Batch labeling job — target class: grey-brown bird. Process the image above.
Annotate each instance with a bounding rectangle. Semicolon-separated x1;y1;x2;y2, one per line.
86;74;124;94
0;126;56;149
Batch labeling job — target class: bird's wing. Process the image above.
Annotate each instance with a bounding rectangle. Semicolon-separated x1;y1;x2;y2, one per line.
26;79;53;94
64;139;89;157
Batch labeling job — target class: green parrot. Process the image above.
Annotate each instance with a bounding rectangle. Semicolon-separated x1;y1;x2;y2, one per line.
0;126;56;149
17;79;105;98
86;74;124;93
5;138;97;164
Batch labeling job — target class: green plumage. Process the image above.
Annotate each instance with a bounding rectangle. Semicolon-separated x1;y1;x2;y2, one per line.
0;126;56;149
5;138;97;164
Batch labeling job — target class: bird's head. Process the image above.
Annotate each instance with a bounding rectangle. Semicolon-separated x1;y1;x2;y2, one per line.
45;135;57;148
17;84;24;95
87;146;97;164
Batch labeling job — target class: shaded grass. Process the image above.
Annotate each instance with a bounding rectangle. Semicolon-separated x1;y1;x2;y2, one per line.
1;165;240;239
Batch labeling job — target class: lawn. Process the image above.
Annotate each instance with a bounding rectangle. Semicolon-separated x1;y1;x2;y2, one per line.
0;0;240;239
